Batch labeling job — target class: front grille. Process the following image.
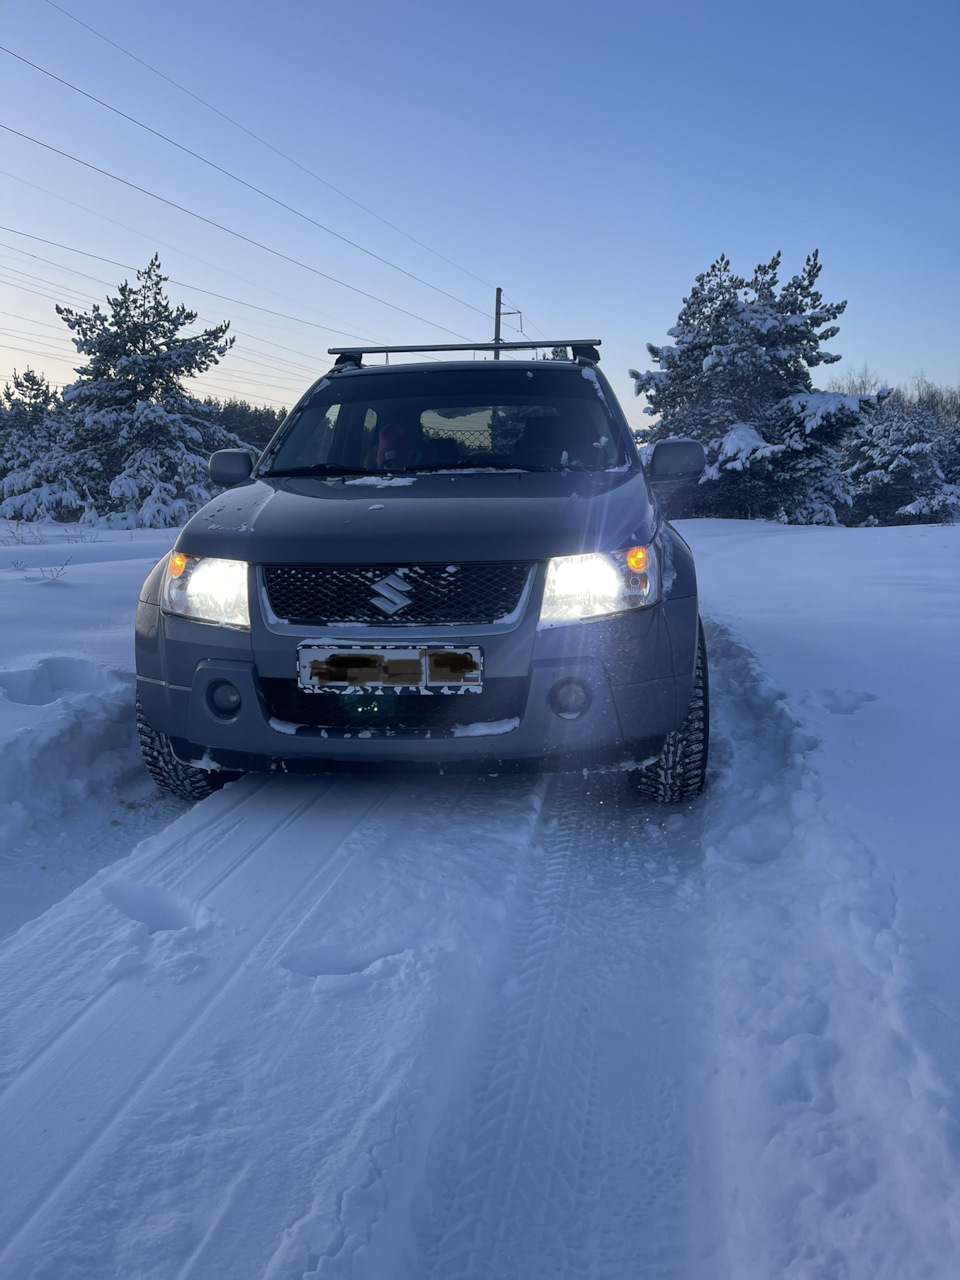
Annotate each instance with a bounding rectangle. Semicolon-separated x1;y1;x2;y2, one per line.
260;677;527;735
262;562;532;626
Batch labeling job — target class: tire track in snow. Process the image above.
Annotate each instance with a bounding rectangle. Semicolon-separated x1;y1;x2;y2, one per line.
0;773;401;1274
0;774;321;1102
401;777;720;1280
257;775;548;1280
4;621;957;1278
0;772;547;1280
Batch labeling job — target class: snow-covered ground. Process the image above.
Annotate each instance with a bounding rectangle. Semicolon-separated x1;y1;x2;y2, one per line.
0;518;958;1279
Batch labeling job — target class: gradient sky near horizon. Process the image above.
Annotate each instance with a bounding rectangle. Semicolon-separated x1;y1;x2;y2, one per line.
0;0;957;424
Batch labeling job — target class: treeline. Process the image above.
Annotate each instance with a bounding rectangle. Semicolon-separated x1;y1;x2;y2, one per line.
201;397;287;452
1;252;957;528
634;252;959;526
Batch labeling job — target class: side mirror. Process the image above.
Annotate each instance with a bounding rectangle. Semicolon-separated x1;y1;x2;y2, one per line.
648;438;705;482
209;449;254;488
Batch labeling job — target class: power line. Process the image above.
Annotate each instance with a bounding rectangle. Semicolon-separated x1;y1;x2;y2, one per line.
0;243;115;291
0;176;391;342
0;265;326;390
0;244;349;387
0;328;73;356
0;217;384;344
0;232;440;374
0;308;71;334
0;46;494;322
0;306;315;388
0;269;98;307
0;241;328;374
42;0;500;296
31;5;540;340
0;124;479;341
0;340;72;362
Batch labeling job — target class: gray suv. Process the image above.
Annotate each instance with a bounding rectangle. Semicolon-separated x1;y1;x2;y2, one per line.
135;341;708;802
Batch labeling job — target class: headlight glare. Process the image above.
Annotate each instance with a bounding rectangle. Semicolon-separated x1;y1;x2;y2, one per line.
161;554;250;629
539;546;659;625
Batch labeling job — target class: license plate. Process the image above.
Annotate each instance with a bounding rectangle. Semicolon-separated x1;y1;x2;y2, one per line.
297;645;483;692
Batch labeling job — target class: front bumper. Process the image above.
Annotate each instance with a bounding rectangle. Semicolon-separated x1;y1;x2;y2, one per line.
136;581;698;771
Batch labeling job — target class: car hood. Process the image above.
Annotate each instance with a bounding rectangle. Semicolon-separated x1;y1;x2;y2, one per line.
177;469;657;564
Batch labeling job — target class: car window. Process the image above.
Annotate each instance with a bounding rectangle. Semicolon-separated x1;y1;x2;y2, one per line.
265;367;629;474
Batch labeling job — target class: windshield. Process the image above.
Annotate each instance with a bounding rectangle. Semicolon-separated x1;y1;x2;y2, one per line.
263;366;630;476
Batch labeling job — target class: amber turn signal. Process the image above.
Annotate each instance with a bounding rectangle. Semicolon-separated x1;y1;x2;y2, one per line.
625;546;648;571
169;552;188;578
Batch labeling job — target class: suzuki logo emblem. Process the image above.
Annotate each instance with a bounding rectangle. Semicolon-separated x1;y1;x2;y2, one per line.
370;572;413;616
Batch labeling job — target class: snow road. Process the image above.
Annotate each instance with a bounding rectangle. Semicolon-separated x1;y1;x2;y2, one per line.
1;520;959;1278
0;764;719;1280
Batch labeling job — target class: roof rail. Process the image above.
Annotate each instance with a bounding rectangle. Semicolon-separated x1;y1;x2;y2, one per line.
326;340;601;359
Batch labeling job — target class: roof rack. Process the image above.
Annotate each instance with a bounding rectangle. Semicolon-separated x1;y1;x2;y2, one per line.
327;339;601;369
327;340;600;357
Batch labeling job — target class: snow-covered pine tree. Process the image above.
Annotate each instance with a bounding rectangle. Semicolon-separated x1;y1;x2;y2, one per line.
631;251;878;523
916;378;960;496
939;407;960;493
2;257;239;527
847;395;960;525
0;369;75;520
0;368;58;474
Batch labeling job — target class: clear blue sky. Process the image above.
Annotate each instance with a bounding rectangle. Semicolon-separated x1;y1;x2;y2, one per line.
1;0;957;423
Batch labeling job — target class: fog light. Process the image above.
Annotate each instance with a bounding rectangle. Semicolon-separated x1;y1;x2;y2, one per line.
548;679;592;720
208;680;242;717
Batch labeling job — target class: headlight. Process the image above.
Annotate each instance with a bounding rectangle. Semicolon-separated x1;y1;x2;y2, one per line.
539;545;659;625
160;553;250;629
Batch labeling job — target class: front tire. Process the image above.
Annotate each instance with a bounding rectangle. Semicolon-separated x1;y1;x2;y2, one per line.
635;620;709;803
136;694;241;800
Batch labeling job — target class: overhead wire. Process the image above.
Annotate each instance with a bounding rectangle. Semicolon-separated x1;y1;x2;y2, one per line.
29;7;543;340
0;125;480;342
0;308;73;334
42;0;502;295
0;277;312;403
0;243;326;377
0;284;308;390
0;180;391;342
0;270;99;308
0;327;74;356
0;46;497;323
0;219;446;367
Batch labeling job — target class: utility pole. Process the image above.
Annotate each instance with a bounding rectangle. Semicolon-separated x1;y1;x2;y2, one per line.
492;287;521;360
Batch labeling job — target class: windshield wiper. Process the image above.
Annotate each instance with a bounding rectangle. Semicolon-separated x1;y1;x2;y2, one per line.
262;464;380;478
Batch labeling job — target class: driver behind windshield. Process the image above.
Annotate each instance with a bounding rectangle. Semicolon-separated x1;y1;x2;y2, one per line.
365;417;437;470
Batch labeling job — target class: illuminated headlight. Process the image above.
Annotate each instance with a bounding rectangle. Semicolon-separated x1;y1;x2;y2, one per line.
539;546;659;625
160;553;250;629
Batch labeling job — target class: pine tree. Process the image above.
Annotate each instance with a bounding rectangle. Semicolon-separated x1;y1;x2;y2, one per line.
0;368;57;471
2;257;239;526
0;370;72;519
631;251;879;523
939;410;960;492
847;396;960;525
203;397;286;451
